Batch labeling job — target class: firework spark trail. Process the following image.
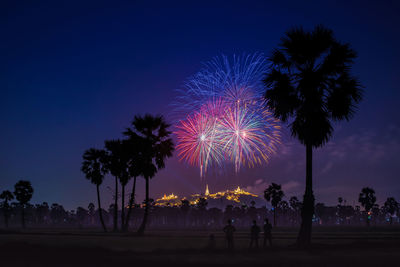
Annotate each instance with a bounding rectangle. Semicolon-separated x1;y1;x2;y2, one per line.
172;53;268;118
175;110;224;177
173;53;281;177
218;101;280;173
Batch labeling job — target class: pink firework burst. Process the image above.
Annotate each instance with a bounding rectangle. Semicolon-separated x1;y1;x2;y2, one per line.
175;110;224;177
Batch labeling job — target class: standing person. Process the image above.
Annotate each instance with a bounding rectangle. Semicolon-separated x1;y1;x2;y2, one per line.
223;219;236;250
263;218;272;247
249;220;261;249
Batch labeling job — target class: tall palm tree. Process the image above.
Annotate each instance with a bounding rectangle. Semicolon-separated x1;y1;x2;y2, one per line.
81;148;108;232
263;25;362;246
264;183;284;226
104;139;130;232
358;187;376;227
124;114;174;235
0;190;14;228
14;180;34;229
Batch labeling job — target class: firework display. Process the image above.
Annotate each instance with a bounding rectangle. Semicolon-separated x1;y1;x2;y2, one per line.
174;53;281;177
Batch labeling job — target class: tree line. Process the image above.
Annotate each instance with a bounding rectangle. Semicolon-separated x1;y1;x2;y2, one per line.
2;179;398;229
263;183;399;227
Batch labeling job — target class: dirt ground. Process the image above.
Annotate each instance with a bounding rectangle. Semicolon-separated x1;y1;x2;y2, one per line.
1;228;400;266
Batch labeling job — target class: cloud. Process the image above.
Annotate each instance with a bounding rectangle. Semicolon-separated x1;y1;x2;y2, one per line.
243;179;302;198
282;181;302;197
320;161;334;174
243;179;270;196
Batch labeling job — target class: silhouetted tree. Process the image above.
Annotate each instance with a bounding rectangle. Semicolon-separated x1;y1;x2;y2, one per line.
123;136;142;231
181;199;190;227
14;180;34;228
315;203;326;224
264;183;284;226
383;197;398;225
289;196;302;225
124;114;174;235
108;204;116;226
197;197;208;226
88;202;95;225
81;148;108;232
124;174;138;231
0;190;14;227
278;200;290;224
50;203;67;224
263;25;362;246
358;187;376;227
337;197;344;224
76;207;88;227
197;198;208;210
35;202;49;225
104;139;130;232
372;203;381;226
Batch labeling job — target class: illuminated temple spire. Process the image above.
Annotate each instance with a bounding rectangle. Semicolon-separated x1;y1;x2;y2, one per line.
205;184;210;196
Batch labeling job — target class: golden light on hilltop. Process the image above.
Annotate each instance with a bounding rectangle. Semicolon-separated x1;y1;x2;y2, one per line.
156;193;178;202
233;186;257;197
154;185;258;207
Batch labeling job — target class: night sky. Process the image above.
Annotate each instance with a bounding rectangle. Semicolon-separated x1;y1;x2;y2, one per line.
1;0;400;210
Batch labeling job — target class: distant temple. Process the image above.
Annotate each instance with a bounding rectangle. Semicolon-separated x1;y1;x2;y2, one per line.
154;184;261;208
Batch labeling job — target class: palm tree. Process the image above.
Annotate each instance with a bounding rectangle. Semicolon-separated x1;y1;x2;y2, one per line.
81;148;108;232
14;180;34;228
123;137;142;231
263;25;362;246
124;114;174;235
383;197;398;225
0;190;14;228
264;183;284;226
358;187;376;227
104;139;130;232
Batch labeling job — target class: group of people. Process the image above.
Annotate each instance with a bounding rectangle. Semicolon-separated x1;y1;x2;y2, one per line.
221;218;272;250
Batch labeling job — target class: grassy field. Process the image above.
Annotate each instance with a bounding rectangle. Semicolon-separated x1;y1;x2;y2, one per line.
1;227;400;266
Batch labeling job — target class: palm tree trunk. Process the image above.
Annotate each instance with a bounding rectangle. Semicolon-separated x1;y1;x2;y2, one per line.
273;207;276;226
121;184;125;230
113;177;118;232
297;143;315;247
21;205;25;229
124;176;137;231
96;184;107;232
137;177;149;235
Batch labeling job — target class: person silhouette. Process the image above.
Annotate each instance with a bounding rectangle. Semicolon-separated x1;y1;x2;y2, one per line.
263;218;272;247
223;219;236;250
249;220;261;249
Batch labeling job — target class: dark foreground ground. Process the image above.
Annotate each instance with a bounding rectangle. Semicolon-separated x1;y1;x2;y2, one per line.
1;227;400;266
